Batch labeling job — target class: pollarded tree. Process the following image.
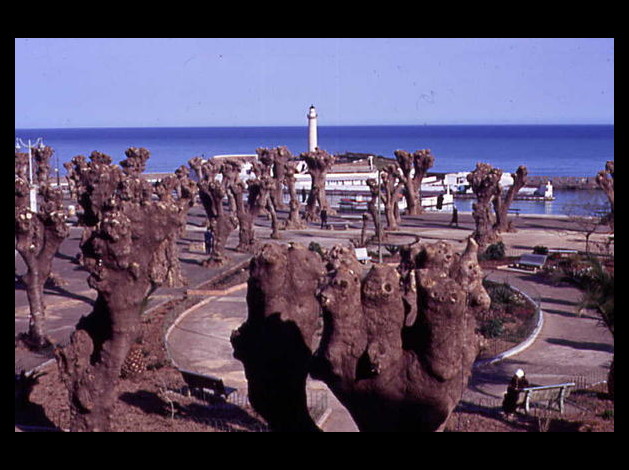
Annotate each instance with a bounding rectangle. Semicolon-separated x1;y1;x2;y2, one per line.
365;164;402;235
281;160;307;230
15;146;69;349
595;160;614;232
189;157;238;266
257;146;292;209
229;174;280;253
467;162;503;248
366;178;384;242
379;164;402;230
232;238;488;432
394;149;435;215
55;147;187;432
301;148;336;221
231;243;327;432
152;167;198;286
493;165;528;233
312;238;487;431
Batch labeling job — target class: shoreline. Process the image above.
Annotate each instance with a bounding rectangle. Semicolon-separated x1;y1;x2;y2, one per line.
143;171;603;191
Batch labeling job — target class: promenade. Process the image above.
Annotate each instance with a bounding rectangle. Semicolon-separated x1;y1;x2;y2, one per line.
15;207;614;431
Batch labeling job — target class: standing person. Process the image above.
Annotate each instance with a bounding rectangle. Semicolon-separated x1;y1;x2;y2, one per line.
301;187;307;203
449;206;459;228
320;209;328;229
204;227;214;256
502;369;530;418
436;193;444;210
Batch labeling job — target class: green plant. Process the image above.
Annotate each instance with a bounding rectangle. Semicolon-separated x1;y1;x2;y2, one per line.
480;318;504;338
533;245;549;255
487;282;515;306
308;241;324;257
480;241;505;260
578;257;614;335
384;244;400;256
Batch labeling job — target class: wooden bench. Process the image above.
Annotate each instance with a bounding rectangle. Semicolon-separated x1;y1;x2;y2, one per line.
515;382;575;414
325;222;349;231
508;208;521;217
548;248;578;258
514;253;547;272
355;247;371;263
178;369;236;399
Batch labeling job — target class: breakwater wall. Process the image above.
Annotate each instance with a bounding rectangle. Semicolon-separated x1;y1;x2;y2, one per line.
526;176;601;190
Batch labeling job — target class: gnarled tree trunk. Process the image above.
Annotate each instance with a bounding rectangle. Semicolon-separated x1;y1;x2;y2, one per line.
595;160;614;232
301;148;335;222
394;149;435;215
281;161;307;230
366;178;384;242
15;146;69;349
380;164;402;230
467;162;503;248
257;146;291;209
55;148;184;432
152;168;197;286
231;243;326;432
312;238;487;431
189;157;238;266
493;165;528;233
232;238;487;432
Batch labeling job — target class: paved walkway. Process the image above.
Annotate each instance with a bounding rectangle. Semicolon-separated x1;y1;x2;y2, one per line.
16;207;614;431
464;269;613;406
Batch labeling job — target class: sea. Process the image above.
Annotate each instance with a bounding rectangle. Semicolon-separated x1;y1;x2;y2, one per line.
15;125;613;216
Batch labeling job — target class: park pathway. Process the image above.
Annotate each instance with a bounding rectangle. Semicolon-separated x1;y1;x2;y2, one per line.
463;268;613;406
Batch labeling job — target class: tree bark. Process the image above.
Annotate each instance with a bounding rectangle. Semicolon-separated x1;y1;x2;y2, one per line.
467;162;503;248
493;165;528;233
152;170;197;286
189;157;237;266
311;238;487;431
394;149;435;215
55;148;184;432
281;161;307;230
380;164;401;230
301;149;335;221
595;160;614;232
233;238;488;432
366;178;384;242
231;243;326;432
15;146;69;349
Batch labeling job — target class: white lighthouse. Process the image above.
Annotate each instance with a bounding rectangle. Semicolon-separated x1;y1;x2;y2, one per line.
307;105;318;152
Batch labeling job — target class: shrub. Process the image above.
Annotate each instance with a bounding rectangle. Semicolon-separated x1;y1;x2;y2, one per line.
533;245;549;255
480;241;505;260
308;242;324;257
480;318;504;338
384;244;400;256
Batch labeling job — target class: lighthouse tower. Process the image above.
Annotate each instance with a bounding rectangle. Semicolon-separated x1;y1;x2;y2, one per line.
307;105;318;152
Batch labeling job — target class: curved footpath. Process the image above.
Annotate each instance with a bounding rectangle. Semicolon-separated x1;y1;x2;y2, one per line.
16;209;614;431
464;268;613;406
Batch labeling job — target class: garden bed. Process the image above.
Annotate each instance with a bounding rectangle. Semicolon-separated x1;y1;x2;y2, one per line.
475;278;539;360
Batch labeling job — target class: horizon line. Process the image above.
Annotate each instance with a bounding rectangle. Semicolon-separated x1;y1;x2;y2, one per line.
15;122;615;131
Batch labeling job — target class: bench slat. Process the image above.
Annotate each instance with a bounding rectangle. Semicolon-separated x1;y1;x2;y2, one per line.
517;382;575;414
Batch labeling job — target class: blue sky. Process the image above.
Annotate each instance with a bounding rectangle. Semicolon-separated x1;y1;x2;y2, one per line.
15;38;614;128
